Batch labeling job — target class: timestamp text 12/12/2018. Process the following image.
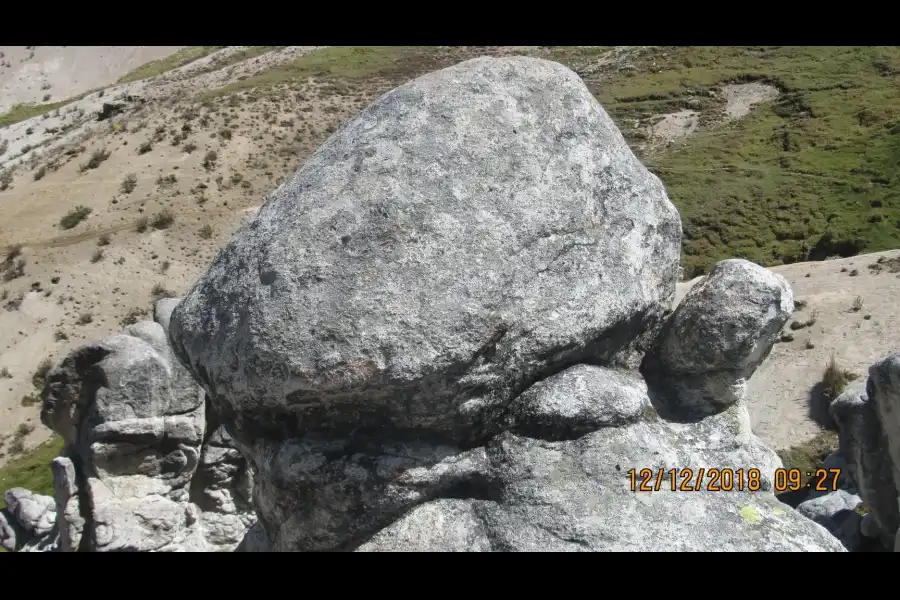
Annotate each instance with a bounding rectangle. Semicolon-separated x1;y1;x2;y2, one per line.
628;467;842;493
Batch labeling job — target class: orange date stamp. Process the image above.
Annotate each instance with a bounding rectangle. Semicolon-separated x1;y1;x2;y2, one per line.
629;467;763;492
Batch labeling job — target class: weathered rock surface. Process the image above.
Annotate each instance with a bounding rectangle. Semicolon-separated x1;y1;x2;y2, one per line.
643;259;794;419
831;352;900;550
796;488;863;551
0;298;255;552
169;55;683;448
0;488;59;552
169;57;842;552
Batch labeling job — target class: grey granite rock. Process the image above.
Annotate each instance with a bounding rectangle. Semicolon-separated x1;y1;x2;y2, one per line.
168;55;683;449
831;352;900;550
3;298;256;552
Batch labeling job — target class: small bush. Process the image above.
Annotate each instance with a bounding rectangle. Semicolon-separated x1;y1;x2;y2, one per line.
183;142;197;154
31;358;52;390
1;168;14;190
97;234;110;246
33;166;47;181
822;353;855;403
198;224;213;239
137;141;154;155
53;330;68;341
151;209;175;230
160;260;171;274
5;243;22;263
90;249;104;263
120;307;147;326
135;217;149;233
4;292;23;311
1;258;24;281
59;205;92;230
20;393;40;407
79;148;111;172
0;366;11;378
151;283;174;301
77;312;93;325
156;174;177;188
851;295;864;312
219;128;232;141
120;173;138;194
202;150;218;171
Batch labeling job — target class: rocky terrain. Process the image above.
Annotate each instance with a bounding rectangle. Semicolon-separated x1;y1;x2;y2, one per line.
0;47;899;552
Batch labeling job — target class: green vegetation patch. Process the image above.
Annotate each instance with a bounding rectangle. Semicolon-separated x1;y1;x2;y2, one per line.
0;436;64;508
776;430;839;488
117;46;226;84
0;100;71;128
555;46;900;276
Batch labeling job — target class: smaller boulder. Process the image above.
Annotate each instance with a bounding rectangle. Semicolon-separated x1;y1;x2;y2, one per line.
644;259;793;418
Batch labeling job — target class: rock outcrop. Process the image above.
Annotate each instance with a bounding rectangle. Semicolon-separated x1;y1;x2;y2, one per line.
169;56;844;552
831;352;900;550
0;299;255;552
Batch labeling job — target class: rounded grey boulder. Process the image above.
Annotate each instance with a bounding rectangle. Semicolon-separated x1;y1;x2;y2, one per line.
168;56;682;444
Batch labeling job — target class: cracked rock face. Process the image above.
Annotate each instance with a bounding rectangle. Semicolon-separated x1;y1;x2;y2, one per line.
169;57;842;552
0;299;255;552
831;352;900;550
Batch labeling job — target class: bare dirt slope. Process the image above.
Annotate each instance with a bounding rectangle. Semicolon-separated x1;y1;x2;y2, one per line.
0;47;184;113
676;251;900;450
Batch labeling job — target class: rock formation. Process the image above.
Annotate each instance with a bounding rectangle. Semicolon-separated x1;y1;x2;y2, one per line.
831;352;900;550
167;56;844;551
0;299;255;552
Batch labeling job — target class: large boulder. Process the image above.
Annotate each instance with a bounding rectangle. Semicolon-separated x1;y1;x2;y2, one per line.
831;352;900;550
0;299;255;552
169;56;841;552
168;55;683;448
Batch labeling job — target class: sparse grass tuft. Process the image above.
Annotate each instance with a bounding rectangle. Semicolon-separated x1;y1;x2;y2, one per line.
78;148;111;172
97;234;110;246
59;205;92;230
202;150;218;171
77;312;93;325
120;307;147;327
822;353;856;403
198;223;213;239
90;249;104;263
120;173;138;194
151;283;174;301
151;209;175;230
135;216;149;233
851;295;864;312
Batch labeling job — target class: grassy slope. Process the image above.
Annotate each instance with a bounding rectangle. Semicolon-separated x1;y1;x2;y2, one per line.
574;46;900;276
205;46;900;276
116;46;226;84
0;100;72;128
0;436;63;507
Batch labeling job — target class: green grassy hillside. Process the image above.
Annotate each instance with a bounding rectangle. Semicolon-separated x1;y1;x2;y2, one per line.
202;46;900;276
